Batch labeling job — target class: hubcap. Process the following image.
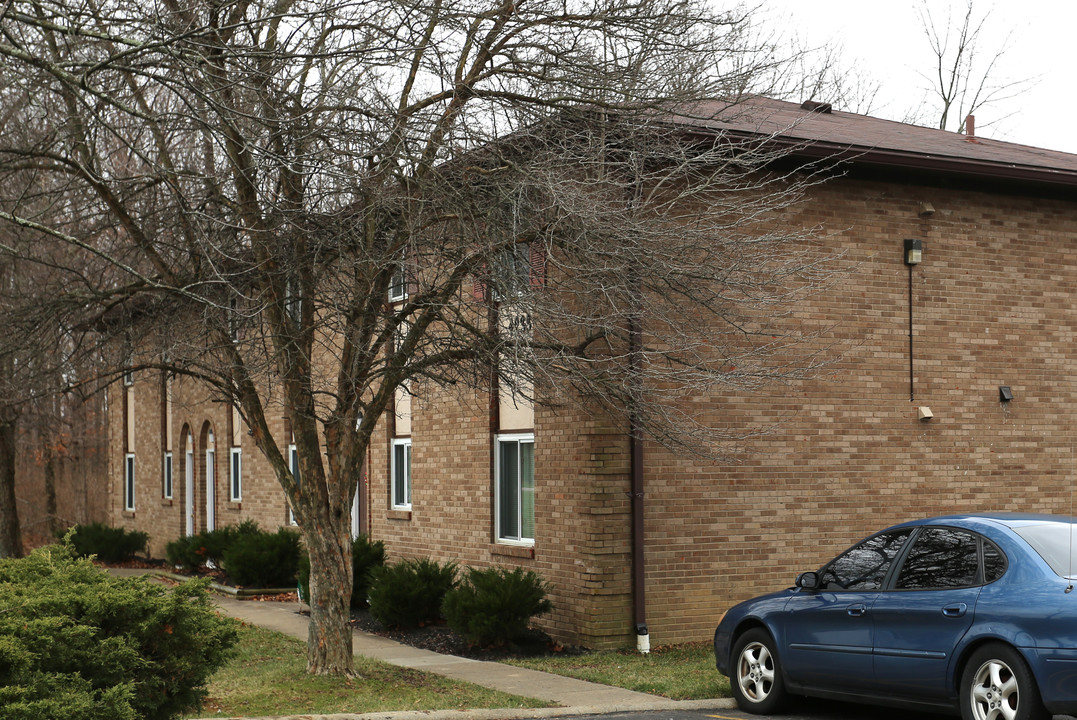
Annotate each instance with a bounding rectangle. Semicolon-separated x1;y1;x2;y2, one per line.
969;659;1019;720
737;641;775;703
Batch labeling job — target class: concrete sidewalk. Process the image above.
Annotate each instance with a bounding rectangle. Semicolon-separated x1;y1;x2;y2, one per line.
206;593;733;720
108;569;732;719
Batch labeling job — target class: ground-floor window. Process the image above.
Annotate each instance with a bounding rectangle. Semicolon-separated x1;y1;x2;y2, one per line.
230;447;242;502
162;451;173;499
392;438;412;509
496;434;534;544
289;444;299;525
124;453;136;511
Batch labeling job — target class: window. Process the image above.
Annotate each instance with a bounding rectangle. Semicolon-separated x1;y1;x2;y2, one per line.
391;439;412;509
289;443;299;525
894;527;979;590
163;452;173;499
983;540;1007;582
230;447;242;502
124;453;136;511
491;244;532;300
389;258;408;302
285;276;301;322
496;434;534;544
123;368;134;386
819;530;912;591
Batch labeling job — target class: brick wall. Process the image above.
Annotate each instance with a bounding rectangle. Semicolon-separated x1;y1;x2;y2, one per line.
106;171;1077;650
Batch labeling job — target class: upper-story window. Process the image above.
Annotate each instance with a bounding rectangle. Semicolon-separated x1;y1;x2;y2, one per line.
389;258;408;303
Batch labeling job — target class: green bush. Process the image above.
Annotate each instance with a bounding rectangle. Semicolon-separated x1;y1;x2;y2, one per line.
165;520;261;572
442;567;552;647
65;523;149;564
298;534;386;607
0;545;237;720
222;528;301;588
368;558;457;628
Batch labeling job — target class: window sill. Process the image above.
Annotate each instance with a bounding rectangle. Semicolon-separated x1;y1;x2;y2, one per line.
160;499;173;507
122;511;135;518
227;501;242;511
492;543;535;560
386;509;412;522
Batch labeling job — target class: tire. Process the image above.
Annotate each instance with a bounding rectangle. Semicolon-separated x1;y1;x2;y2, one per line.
960;643;1049;720
729;628;788;715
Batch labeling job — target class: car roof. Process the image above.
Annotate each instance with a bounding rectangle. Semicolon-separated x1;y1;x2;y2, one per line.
892;512;1077;531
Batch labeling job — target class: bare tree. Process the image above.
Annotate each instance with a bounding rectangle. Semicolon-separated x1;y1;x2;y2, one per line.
0;0;841;674
913;0;1032;132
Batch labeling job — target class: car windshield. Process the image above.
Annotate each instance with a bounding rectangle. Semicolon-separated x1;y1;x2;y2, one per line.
1013;522;1077;578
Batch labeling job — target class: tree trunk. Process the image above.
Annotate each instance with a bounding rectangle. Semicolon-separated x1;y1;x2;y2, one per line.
304;514;354;675
43;439;59;537
0;415;23;558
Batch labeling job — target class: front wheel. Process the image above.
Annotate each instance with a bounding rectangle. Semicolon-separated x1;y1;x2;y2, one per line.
960;643;1048;720
730;628;788;714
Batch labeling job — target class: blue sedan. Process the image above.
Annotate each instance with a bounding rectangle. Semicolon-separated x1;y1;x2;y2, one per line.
713;514;1077;719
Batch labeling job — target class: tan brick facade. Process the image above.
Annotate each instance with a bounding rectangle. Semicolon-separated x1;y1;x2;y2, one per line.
107;164;1077;650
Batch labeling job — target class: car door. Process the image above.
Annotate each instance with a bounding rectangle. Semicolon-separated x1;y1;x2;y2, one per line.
871;527;986;700
781;529;913;692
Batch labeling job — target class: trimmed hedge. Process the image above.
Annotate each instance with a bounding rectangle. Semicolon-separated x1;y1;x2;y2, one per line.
165;519;260;571
442;566;552;647
0;545;237;720
65;523;148;564
368;558;457;628
222;528;301;588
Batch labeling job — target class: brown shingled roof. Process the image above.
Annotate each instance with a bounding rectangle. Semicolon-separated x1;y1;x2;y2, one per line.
678;96;1077;189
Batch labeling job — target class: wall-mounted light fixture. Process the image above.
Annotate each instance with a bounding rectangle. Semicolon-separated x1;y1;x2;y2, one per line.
918;406;933;421
904;238;923;265
999;386;1013;402
918;202;935;217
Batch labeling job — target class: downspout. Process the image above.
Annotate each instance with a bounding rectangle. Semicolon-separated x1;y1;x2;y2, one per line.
628;296;649;653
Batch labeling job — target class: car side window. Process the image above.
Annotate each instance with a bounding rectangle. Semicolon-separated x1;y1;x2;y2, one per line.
819;530;912;591
983;539;1007;583
894;527;979;589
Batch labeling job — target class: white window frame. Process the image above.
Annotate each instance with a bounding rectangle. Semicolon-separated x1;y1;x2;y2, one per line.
391;438;412;509
162;451;173;499
495;433;534;545
289;443;299;525
124;453;136;511
229;447;242;502
388;258;408;303
122;368;134;386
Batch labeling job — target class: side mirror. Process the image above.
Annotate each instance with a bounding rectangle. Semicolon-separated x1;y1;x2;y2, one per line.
796;571;820;591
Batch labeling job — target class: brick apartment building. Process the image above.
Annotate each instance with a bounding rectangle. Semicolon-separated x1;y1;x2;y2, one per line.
107;98;1077;649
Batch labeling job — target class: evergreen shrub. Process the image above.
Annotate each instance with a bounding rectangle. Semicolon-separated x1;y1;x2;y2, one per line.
165;519;260;571
0;545;237;720
65;522;149;563
221;527;301;588
368;558;457;628
298;534;386;607
442;566;552;647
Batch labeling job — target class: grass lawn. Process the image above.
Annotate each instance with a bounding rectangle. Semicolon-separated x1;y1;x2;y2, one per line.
188;622;551;718
504;642;730;701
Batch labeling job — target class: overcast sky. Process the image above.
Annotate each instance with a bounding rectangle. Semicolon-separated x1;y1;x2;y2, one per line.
758;0;1077;154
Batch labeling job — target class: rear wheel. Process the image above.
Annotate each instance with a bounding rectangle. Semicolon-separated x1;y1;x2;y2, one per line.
960;643;1048;720
730;628;787;714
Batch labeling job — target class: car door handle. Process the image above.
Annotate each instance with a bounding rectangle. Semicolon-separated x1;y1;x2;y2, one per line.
847;604;867;617
942;603;968;618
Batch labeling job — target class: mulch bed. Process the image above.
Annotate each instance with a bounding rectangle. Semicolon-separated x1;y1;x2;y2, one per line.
348;608;582;660
107;559;581;659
